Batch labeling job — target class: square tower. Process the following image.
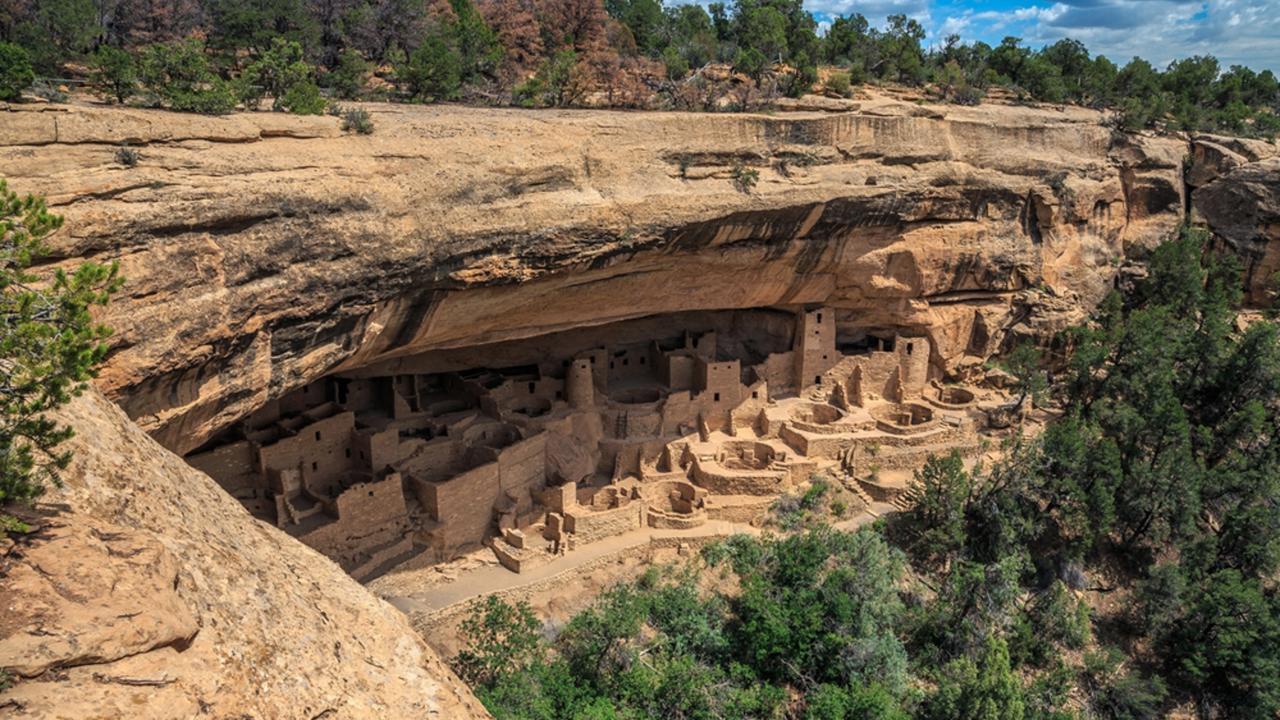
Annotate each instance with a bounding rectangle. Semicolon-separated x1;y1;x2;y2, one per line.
794;307;838;390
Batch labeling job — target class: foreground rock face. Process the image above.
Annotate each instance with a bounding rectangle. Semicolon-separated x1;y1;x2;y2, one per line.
0;389;489;719
1;96;1188;453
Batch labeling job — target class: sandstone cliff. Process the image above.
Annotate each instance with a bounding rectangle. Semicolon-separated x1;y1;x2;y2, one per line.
0;95;1188;454
0;389;490;719
1189;135;1280;304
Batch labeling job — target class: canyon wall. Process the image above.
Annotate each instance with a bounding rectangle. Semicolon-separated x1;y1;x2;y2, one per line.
0;95;1190;454
1188;135;1280;304
5;95;1280;719
0;388;490;719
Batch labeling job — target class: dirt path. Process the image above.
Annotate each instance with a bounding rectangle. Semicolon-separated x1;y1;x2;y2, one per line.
378;509;887;617
381;520;758;614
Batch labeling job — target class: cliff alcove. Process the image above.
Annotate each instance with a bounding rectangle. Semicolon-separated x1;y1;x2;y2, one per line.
5;90;1279;718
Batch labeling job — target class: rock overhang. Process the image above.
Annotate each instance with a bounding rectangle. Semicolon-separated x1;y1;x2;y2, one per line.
1;97;1191;453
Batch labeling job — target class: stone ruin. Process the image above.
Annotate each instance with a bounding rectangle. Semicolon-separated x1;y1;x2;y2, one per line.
185;306;1000;579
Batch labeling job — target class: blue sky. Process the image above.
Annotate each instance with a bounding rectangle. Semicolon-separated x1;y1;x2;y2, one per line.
675;0;1280;72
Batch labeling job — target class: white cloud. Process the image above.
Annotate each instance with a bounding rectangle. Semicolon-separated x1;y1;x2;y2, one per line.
926;0;1277;69
937;14;972;35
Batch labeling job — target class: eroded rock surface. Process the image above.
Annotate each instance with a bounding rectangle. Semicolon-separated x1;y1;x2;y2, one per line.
1190;134;1280;304
0;518;197;679
0;389;489;719
1;97;1187;453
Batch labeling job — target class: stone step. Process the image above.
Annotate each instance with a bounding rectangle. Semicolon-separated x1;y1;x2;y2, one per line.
833;471;875;510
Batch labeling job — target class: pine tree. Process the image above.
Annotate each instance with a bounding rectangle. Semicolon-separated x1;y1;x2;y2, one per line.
1;180;121;531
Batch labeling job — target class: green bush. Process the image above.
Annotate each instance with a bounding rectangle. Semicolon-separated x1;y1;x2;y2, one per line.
1253;111;1280;140
800;477;829;509
169;82;237;114
338;106;374;134
898;450;972;566
453;595;543;687
400;27;462;102
511;76;545;108
242;38;313;111
847;61;868;86
91;46;136;104
461;528;907;719
804;683;907;720
448;0;501;84
139;39;208;99
932;59;983;105
0;42;35;101
279;80;325;114
1132;563;1185;635
732;47;768;81
1011;581;1092;667
139;39;236;114
327;48;370;100
730;162;759;193
783;51;817;98
924;635;1026;720
1032;581;1091;650
1162;569;1280;715
661;45;689;81
512;50;581;108
1082;649;1167;720
827;70;852;97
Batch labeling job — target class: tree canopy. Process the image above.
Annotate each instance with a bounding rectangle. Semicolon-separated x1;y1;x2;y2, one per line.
0;0;1274;134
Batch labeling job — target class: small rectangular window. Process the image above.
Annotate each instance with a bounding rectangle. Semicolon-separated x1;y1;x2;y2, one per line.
816;312;822;323
315;431;321;441
345;448;351;458
752;391;759;399
713;392;720;402
815;376;822;384
311;462;318;471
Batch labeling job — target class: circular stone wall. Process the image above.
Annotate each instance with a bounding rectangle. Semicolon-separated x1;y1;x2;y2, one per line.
927;385;975;409
871;403;936;434
790;402;843;425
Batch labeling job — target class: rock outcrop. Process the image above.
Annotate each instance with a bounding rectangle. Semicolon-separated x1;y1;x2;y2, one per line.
1;96;1187;453
0;389;489;719
1190;134;1280;304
